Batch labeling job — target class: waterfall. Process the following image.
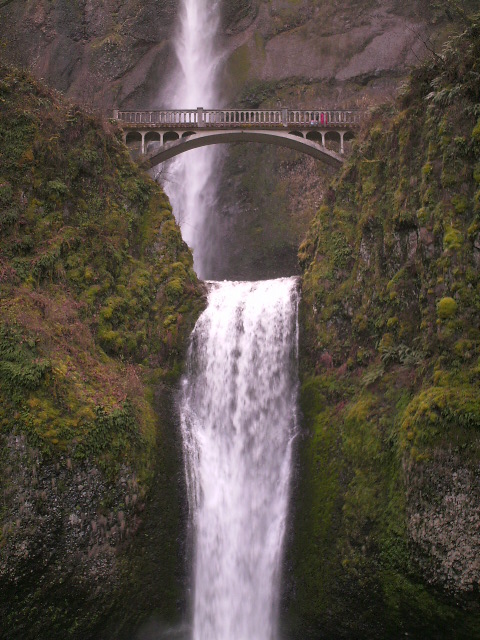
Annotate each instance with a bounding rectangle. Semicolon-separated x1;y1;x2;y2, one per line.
161;1;300;637
180;278;299;640
161;0;223;278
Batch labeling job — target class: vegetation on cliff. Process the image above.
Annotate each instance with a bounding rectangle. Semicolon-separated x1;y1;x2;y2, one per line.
285;16;480;640
0;65;203;639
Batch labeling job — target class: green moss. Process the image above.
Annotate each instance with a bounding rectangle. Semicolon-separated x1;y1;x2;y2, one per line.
451;194;469;215
401;384;480;455
471;118;480;143
473;163;480;184
422;161;433;178
226;43;251;91
443;226;463;250
165;277;184;301
437;296;458;319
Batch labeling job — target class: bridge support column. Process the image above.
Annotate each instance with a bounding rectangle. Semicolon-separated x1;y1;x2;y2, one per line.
340;131;345;154
320;131;326;147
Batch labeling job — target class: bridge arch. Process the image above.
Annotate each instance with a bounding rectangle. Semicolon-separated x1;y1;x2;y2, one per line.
145;131;161;154
141;130;344;168
164;131;180;144
289;131;304;138
306;131;323;144
125;131;143;157
325;130;342;153
126;131;142;147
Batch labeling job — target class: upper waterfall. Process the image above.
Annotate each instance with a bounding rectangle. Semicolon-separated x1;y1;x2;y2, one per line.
160;0;224;278
173;0;222;108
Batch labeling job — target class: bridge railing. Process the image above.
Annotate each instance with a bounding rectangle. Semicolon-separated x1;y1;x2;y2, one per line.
114;108;361;128
115;110;200;125
203;109;283;125
287;110;362;125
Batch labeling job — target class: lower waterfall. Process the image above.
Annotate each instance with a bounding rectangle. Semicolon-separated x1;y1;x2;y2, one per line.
179;277;300;640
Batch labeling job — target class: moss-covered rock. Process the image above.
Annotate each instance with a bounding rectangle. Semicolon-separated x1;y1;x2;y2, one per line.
284;17;480;639
0;65;204;639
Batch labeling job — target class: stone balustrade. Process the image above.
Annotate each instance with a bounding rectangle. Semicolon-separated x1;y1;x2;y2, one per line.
113;107;361;128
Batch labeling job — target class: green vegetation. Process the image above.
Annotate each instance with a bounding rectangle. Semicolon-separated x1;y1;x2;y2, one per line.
0;65;203;639
285;17;480;639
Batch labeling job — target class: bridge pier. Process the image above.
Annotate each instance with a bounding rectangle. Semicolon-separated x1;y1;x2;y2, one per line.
123;130;151;155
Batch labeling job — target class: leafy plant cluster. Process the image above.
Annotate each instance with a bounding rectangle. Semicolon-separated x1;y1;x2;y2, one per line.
0;324;51;401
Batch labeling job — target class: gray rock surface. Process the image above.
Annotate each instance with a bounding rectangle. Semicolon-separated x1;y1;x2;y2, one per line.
0;0;179;108
407;452;480;595
0;0;455;109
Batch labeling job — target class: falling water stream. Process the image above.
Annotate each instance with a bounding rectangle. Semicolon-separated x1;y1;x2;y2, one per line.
162;0;223;278
162;0;301;638
180;279;299;639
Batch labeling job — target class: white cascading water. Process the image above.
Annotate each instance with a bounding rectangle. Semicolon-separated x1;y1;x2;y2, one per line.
161;0;223;278
163;1;300;637
180;278;299;640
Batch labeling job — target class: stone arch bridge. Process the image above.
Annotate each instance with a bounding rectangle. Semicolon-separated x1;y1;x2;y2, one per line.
114;108;361;168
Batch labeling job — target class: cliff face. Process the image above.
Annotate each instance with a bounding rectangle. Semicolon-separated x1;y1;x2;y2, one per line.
0;0;467;108
0;65;203;639
223;0;439;92
0;0;179;109
283;18;480;639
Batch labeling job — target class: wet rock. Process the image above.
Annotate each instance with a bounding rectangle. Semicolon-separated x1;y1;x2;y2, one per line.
406;452;480;595
419;226;435;258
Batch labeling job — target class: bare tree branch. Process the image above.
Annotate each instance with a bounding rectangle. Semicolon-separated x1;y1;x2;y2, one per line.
406;24;444;64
